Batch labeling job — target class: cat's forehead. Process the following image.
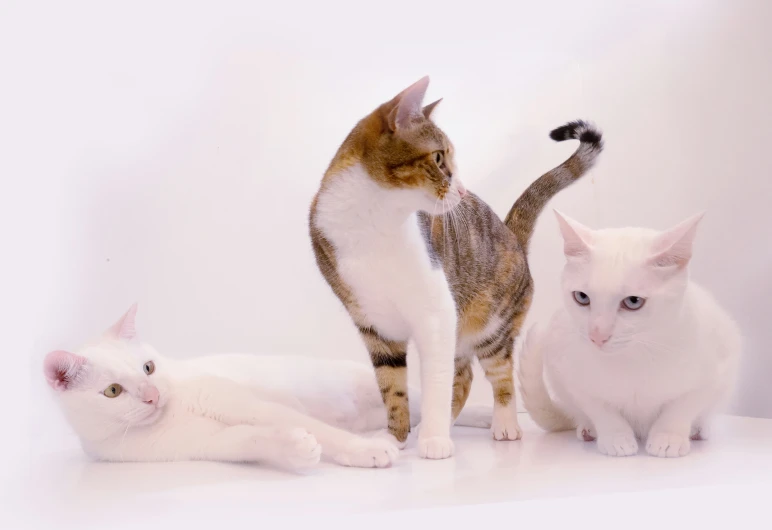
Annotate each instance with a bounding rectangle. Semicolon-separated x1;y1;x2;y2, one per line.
401;120;450;151
79;339;147;369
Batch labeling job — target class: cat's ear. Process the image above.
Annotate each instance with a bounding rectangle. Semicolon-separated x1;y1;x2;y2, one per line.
422;98;442;120
388;76;430;131
648;213;704;268
44;350;87;391
554;210;593;259
106;303;139;341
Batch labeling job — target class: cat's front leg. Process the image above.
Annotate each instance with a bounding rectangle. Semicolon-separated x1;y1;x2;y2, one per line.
191;377;399;468
573;393;638;456
413;311;456;460
191;424;321;469
646;386;716;458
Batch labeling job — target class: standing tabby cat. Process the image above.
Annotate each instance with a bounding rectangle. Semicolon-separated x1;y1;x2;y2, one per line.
309;76;603;459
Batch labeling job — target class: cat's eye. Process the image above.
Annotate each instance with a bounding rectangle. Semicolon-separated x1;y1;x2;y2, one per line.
143;361;155;375
622;296;646;311
433;151;444;166
103;384;123;398
573;291;591;306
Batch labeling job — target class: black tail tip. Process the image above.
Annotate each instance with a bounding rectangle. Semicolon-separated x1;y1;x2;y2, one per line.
549;120;603;148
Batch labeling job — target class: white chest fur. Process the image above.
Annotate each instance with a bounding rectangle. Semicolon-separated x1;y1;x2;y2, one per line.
314;165;455;341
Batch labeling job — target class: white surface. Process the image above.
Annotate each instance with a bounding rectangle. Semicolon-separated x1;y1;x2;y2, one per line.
5;414;772;528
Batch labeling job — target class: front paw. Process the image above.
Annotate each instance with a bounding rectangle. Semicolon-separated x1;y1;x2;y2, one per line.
370;428;408;450
491;409;522;441
418;435;454;460
596;433;638;457
334;437;399;468
646;432;691;458
277;428;322;469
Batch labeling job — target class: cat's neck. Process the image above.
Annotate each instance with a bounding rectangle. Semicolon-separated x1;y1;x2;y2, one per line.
317;164;419;239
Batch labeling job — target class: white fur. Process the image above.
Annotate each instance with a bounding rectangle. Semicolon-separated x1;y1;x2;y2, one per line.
47;308;490;469
314;163;466;459
519;212;741;458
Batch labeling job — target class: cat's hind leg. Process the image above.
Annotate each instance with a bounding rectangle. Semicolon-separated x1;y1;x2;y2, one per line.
451;357;474;422
476;334;522;441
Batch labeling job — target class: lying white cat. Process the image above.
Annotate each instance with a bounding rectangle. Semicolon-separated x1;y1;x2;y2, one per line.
519;211;741;458
44;305;490;469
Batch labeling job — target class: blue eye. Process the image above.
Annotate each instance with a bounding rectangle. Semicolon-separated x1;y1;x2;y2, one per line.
573;291;590;306
622;296;646;310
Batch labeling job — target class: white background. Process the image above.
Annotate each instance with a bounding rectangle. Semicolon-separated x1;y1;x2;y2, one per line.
3;0;771;452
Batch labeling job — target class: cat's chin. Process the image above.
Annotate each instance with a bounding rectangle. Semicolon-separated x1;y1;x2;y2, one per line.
134;406;165;426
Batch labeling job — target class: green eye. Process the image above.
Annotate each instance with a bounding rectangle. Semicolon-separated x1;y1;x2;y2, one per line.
103;384;123;398
143;361;155;375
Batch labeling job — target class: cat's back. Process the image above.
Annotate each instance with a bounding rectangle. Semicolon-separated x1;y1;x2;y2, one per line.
420;192;529;309
683;281;742;361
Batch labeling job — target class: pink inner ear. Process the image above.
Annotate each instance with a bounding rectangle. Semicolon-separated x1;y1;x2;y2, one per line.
44;350;87;391
107;303;139;340
394;76;430;130
554;210;592;258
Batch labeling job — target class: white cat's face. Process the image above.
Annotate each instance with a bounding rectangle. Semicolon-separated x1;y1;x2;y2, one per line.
555;211;703;352
44;305;170;440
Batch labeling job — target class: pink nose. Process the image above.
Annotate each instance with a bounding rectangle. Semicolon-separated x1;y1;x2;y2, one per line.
590;328;611;347
141;385;160;405
456;181;467;198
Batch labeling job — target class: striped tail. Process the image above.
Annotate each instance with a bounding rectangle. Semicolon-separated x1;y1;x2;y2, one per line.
504;120;603;251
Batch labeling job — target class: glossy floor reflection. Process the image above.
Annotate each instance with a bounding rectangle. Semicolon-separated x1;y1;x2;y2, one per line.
8;414;772;527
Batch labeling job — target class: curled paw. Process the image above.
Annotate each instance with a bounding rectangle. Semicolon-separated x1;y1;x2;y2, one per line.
277;428;322;469
370;428;408;450
334;437;399;468
596;433;638;457
646;432;691;458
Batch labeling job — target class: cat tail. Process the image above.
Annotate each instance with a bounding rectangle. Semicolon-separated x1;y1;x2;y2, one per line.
504;120;603;251
517;324;574;432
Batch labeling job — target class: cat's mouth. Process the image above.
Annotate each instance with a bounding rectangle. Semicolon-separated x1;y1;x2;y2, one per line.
136;406;165;426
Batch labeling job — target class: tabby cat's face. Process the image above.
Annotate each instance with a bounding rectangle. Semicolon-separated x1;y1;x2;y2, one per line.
333;76;467;214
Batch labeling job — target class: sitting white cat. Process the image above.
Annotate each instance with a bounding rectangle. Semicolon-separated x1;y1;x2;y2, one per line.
45;305;490;469
519;211;740;458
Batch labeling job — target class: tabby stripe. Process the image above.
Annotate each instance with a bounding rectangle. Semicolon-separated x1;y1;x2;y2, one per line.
476;333;514;359
371;353;408;368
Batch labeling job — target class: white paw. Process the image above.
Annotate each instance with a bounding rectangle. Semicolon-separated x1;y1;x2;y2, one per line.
277;428;322;469
596;433;639;457
334;437;399;468
491;410;522;441
646;432;691;458
370;428;408;450
577;425;596;442
418;435;455;460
